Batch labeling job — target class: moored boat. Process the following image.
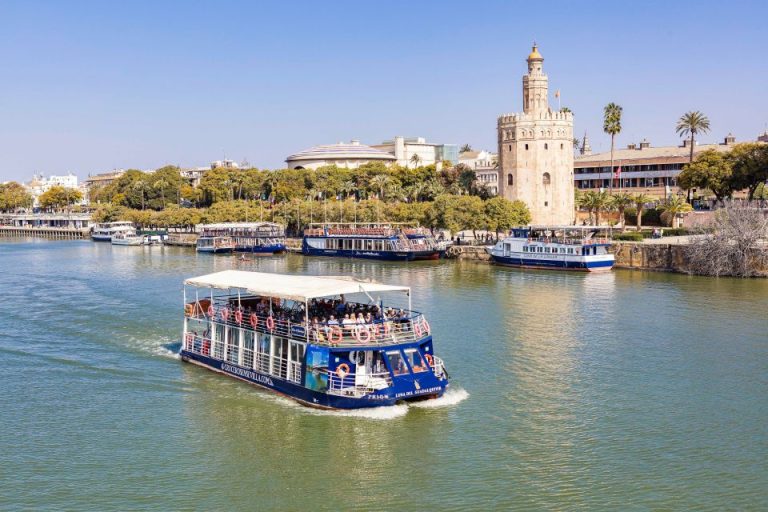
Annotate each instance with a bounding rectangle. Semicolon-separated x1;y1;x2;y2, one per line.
180;270;449;409
302;223;414;261
198;222;287;254
488;226;614;272
92;221;136;242
111;232;145;246
196;236;235;254
403;227;446;260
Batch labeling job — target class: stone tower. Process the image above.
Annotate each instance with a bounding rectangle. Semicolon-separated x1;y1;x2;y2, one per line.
498;44;574;225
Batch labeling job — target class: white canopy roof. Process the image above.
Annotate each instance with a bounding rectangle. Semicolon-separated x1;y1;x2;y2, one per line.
184;270;410;302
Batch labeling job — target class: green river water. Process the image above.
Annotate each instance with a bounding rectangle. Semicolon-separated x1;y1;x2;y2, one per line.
1;239;766;511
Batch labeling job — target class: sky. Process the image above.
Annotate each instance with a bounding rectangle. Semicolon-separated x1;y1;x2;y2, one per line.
1;0;766;182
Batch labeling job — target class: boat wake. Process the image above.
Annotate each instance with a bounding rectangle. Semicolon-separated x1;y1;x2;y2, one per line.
409;386;469;409
309;403;410;420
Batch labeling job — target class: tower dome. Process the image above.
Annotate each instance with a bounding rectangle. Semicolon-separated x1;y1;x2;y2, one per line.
527;43;543;61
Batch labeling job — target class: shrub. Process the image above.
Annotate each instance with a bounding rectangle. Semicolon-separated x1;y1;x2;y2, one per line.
613;232;644;241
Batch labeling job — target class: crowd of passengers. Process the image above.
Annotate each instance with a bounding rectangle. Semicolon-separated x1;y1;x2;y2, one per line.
220;295;412;336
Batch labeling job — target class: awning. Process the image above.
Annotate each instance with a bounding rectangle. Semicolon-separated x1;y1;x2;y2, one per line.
184;270;410;302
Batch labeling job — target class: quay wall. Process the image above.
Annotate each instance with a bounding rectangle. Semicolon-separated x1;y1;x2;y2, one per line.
165;232;198;246
0;226;90;240
445;245;492;261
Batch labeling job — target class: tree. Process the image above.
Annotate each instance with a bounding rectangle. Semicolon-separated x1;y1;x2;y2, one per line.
131;180;149;210
660;195;693;227
456;164;477;195
153;178;170;207
460;144;472;153
38;186;83;210
369;174;391;200
580;190;610;225
609;192;634;230
676;111;710;201
728;143;768;201
603;102;623;194
560;107;572;114
632;193;654;230
409;153;422;168
484;197;531;239
0;182;33;211
677;149;734;205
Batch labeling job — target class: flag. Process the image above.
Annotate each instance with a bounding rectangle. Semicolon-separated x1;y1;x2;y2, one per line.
554;90;560;98
613;163;622;179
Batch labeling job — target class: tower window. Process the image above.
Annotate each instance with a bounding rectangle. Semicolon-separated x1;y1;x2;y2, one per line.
544;201;549;207
525;144;529;150
508;144;511;151
561;143;564;149
507;174;514;185
543;172;551;185
544;143;548;150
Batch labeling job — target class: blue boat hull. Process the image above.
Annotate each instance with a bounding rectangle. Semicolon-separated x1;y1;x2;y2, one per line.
180;349;446;409
302;243;413;261
235;243;287;254
490;254;614;271
197;247;234;254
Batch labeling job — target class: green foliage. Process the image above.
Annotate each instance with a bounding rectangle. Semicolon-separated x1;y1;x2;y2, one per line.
484;197;531;234
728;143;768;200
38;185;83;209
603;103;622;137
613;232;644;241
677;149;734;202
676;111;710;161
0;182;33;211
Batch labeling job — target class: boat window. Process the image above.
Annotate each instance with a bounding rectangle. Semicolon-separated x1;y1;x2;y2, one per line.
404;349;427;373
386;350;409;376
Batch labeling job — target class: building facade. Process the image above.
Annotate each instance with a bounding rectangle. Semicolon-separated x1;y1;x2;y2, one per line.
286;140;397;170
372;136;459;168
26;173;80;206
459;149;497;169
573;135;750;199
497;45;574;225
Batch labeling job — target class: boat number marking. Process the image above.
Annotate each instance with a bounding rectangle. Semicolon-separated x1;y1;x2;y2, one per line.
221;363;274;387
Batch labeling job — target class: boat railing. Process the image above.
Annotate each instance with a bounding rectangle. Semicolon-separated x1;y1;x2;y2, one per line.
185;302;431;346
526;236;611;246
430;355;446;379
325;369;393;397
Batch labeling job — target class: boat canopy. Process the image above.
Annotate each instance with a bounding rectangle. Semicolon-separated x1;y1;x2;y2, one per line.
196;222;283;229
184;270;410;302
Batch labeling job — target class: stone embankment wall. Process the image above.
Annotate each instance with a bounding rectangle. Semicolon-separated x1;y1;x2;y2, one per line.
611;242;689;272
445;245;492;261
0;226;90;239
165;232;198;246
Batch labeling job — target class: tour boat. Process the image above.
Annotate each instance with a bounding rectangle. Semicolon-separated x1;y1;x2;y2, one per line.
111;232;145;246
403;227;447;260
487;226;614;272
196;236;235;254
180;270;449;409
91;221;136;242
198;222;286;254
302;223;414;261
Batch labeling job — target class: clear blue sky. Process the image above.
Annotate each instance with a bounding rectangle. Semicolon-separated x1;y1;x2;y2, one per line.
1;0;766;182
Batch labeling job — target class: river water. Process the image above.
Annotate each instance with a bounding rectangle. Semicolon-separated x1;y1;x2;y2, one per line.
1;239;766;511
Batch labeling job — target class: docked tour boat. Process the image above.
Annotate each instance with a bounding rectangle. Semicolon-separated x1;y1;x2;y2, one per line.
487;226;614;272
198;222;286;254
403;226;446;260
180;270;449;409
196;236;235;254
111;232;145;246
92;221;136;242
302;223;414;261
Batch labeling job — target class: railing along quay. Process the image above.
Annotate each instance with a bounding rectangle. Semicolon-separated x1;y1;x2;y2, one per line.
0;226;91;240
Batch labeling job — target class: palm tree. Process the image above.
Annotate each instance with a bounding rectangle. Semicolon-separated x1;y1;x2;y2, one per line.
460;144;472;153
405;182;426;202
369;174;391;200
603;102;623;194
609;192;633;230
132;181;149;210
661;195;693;228
560;107;572;114
385;183;404;202
153;178;169;207
582;190;611;225
632;193;654;230
409;153;422;168
341;180;356;200
676;111;711;202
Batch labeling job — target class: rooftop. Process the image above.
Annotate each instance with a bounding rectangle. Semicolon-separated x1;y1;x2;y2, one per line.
574;137;754;167
286;140;397;162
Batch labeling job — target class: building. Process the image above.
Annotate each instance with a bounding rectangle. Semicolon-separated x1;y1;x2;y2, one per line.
475;167;499;195
25;173;79;206
497;44;574;225
83;170;125;191
211;159;240;169
459;149;497;169
286;140;397;170
372;136;459;168
574;134;746;199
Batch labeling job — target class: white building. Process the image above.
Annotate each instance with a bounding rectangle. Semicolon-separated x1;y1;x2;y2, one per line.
26;173;80;206
475;167;499;196
286;140;397;170
459;149;498;169
371;136;459;168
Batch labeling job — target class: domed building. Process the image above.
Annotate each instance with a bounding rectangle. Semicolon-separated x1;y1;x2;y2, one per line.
286;140;397;170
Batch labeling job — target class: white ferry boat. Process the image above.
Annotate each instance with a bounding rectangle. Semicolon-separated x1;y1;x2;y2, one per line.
180;271;450;409
92;221;136;242
111;232;145;246
196;235;235;254
198;222;286;254
488;226;614;272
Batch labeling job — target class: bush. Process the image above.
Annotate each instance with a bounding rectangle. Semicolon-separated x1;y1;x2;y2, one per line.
661;228;689;237
613;232;644;241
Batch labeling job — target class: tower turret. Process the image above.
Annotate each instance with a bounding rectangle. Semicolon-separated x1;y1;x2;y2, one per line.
523;43;548;115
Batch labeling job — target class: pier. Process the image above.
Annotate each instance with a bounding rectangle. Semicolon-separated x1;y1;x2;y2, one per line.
0;213;92;240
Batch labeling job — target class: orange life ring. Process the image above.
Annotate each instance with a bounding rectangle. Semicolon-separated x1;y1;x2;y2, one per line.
202;339;210;356
329;326;343;344
383;322;391;335
356;327;372;343
266;316;275;331
425;353;434;366
423;319;431;335
184;304;193;316
336;363;351;379
184;332;194;348
207;305;215;318
221;308;231;321
414;321;423;338
234;310;243;325
249;313;258;328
